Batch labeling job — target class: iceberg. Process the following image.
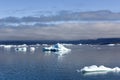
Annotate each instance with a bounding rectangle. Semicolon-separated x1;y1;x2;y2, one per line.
107;44;115;46
30;47;35;52
80;65;120;75
43;43;71;52
17;44;28;47
62;43;73;46
0;45;16;49
3;45;13;49
78;43;82;46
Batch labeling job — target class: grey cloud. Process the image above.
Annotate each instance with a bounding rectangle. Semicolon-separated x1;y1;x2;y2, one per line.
0;17;20;23
1;10;120;24
0;22;120;40
0;22;55;28
1;10;120;40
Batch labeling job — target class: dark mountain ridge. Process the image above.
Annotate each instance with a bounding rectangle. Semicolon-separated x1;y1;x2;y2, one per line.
0;38;120;45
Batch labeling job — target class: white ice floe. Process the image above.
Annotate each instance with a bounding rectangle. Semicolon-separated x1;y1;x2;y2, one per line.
42;44;48;46
0;45;16;48
36;44;41;46
30;47;35;52
43;43;71;52
80;65;120;75
62;43;73;46
3;45;13;49
17;44;28;47
78;44;82;46
107;44;115;46
1;45;17;50
15;47;27;52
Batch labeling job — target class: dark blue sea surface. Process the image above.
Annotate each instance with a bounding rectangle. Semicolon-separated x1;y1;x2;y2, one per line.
0;44;120;80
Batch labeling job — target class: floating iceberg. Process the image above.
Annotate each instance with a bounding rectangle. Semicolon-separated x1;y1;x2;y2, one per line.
0;45;16;48
43;43;71;52
78;44;82;46
62;43;73;46
107;44;115;46
17;44;28;47
30;47;35;52
80;65;120;74
42;44;48;46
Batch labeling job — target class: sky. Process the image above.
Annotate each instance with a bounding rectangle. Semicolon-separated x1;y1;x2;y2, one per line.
0;0;120;40
0;0;120;17
0;0;120;11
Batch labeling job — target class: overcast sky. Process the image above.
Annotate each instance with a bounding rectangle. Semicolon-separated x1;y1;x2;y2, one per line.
0;0;120;40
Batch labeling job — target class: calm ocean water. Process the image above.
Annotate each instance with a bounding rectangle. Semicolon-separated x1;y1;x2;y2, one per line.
0;44;120;80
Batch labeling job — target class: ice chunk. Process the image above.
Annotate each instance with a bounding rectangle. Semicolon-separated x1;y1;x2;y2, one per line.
1;45;16;50
44;49;70;56
78;44;82;46
107;44;115;46
80;65;120;75
42;44;48;46
17;44;28;47
43;43;71;52
30;47;35;52
62;43;73;46
0;45;16;48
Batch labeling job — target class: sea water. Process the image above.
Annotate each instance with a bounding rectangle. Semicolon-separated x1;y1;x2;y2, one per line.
0;44;120;80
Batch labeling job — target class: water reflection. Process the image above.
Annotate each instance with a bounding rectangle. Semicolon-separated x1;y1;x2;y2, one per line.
43;50;70;61
80;70;120;76
81;71;108;76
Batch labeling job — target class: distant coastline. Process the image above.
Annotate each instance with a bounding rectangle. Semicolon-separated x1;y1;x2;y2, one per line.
0;38;120;45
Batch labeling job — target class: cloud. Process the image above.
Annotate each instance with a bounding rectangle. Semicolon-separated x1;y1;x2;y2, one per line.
1;10;120;28
0;22;120;40
0;10;120;40
1;10;120;24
